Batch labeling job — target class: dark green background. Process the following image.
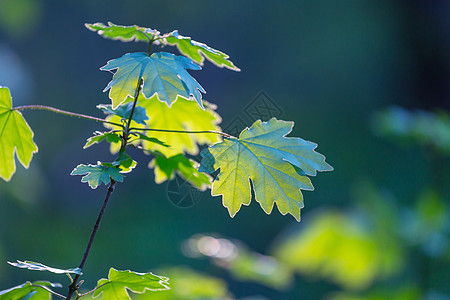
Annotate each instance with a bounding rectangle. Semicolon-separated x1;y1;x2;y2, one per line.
0;0;448;299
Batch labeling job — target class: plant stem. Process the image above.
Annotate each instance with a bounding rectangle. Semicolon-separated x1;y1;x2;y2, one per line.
31;285;66;299
66;180;117;300
13;105;123;128
129;127;234;139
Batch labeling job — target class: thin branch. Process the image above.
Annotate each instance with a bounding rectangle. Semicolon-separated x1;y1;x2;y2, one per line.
13;105;123;128
76;282;110;299
66;180;117;300
129;127;234;139
31;284;66;299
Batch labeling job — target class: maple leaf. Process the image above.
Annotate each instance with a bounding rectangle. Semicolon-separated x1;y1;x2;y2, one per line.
199;118;333;221
164;31;240;71
71;162;124;189
93;268;169;299
101;52;205;109
0;87;38;181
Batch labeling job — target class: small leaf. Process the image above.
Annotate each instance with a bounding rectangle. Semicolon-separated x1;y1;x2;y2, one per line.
0;281;61;300
165;30;240;71
8;260;82;275
71;162;124;189
0;86;38;181
85;22;159;43
114;150;137;173
199;118;333;221
101;52;205;109
93;268;169;299
150;154;211;190
84;131;122;149
98;102;149;125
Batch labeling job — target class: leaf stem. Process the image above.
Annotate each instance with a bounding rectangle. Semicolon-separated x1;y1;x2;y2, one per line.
75;282;110;299
66;180;117;300
129;127;234;139
13;105;123;128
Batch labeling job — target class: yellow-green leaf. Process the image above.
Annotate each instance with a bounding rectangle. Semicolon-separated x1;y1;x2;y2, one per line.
199;118;333;221
0;87;38;181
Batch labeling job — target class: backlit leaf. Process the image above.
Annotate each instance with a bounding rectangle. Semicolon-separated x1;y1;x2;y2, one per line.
8;260;82;275
0;86;38;181
93;268;169;299
71;162;124;189
101;52;205;109
84;131;122;149
165;31;240;71
199;118;333;221
85;22;159;43
0;281;61;300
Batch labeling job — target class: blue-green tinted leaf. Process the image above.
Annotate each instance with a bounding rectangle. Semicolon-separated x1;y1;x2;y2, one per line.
150;154;211;190
113;150;137;173
199;118;333;221
165;31;240;71
85;22;159;43
0;281;61;300
101;52;204;109
84;131;122;149
71;163;124;189
8;260;82;275
93;268;169;299
97;103;148;125
0;86;38;181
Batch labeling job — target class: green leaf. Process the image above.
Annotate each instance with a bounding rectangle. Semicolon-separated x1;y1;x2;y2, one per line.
8;260;82;275
0;86;38;181
150;154;211;190
71;162;124;189
84;131;122;149
104;95;222;158
113;150;137;174
0;281;60;300
101;52;205;109
93;268;169;299
199;118;333;221
165;30;240;71
98;103;148;125
85;22;159;43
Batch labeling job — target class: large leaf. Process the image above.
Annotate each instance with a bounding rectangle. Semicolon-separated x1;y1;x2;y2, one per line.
0;281;60;300
93;268;169;299
101;52;205;109
149;154;211;190
8;260;82;275
71;163;124;189
85;22;160;43
104;95;222;158
165;31;240;71
0;86;38;181
199;118;333;221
